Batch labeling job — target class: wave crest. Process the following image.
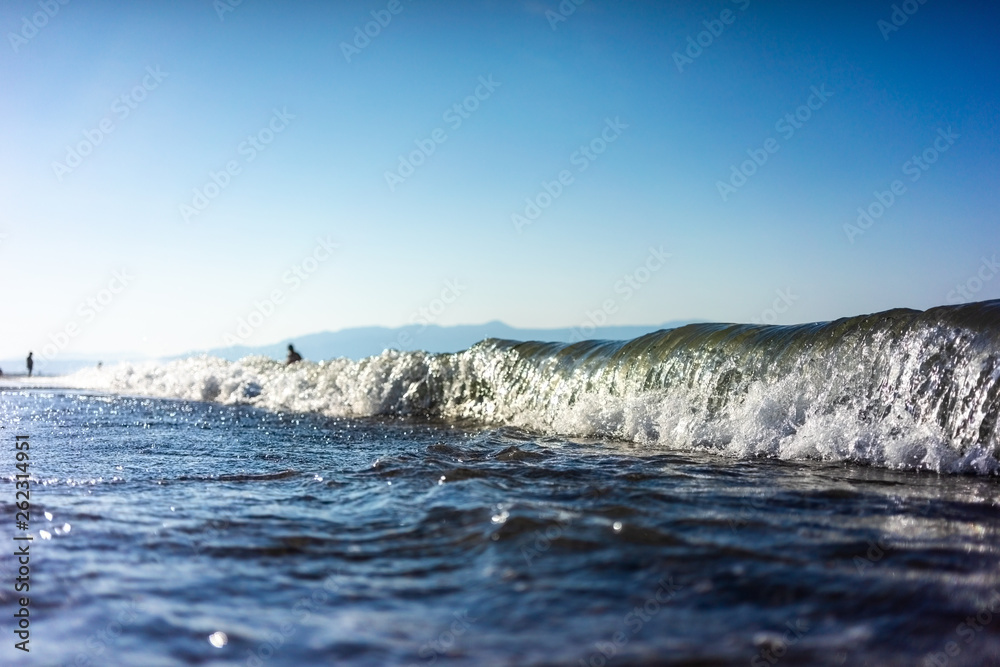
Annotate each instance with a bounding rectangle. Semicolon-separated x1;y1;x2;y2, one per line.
68;301;1000;474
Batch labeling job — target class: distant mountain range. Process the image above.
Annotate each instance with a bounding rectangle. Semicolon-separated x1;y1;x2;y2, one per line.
4;320;697;375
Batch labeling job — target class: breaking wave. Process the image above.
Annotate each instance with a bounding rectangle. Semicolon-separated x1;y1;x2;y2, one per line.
66;301;1000;474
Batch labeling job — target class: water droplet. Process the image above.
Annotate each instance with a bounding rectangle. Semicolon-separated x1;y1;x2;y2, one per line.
612;521;623;533
39;530;52;540
208;631;228;648
44;512;53;521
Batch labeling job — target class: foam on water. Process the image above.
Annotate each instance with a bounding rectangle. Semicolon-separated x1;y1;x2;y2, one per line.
65;300;1000;474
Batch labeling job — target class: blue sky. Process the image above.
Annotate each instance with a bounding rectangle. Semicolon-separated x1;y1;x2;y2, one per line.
1;0;998;361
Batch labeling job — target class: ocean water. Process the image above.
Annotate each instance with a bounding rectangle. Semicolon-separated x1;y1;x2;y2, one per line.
2;301;1000;665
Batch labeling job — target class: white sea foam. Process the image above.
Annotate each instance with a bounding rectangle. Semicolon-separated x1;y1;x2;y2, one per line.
59;303;1000;477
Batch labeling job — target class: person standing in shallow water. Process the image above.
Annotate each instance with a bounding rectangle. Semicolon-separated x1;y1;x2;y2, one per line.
286;344;302;365
26;352;33;377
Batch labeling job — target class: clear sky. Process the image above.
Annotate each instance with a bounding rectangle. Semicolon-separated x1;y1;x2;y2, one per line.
2;0;998;361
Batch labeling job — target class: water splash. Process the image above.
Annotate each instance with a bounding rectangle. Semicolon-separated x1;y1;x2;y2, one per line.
67;301;1000;474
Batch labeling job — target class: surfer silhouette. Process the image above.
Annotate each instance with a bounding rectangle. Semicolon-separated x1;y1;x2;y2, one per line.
286;344;302;365
26;352;33;377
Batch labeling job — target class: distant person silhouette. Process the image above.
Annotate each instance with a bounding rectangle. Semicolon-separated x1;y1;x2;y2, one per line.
286;344;302;365
26;352;33;377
